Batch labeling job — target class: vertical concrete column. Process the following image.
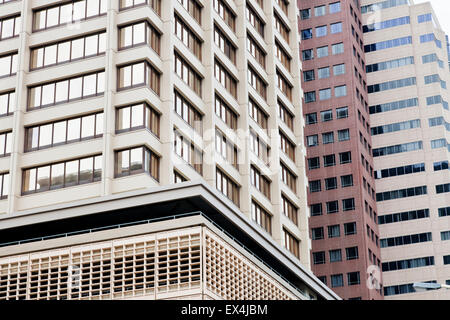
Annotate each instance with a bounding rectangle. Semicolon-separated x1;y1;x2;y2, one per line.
7;0;30;214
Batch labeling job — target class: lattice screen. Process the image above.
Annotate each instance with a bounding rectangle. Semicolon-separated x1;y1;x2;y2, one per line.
0;226;298;300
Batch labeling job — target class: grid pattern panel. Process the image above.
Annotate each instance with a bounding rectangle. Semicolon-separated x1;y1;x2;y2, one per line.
204;229;295;300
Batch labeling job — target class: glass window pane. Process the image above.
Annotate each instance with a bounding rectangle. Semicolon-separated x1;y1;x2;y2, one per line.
71;38;85;60
2;174;9;197
97;72;105;93
130;147;143;172
118;150;129;175
53;121;67;145
86;0;100;17
118;107;130;130
39;124;53;148
55;80;69;103
83;74;97;97
94;155;102;180
36;166;50;191
85;34;98;56
131;104;144;127
73;1;86;21
60;4;73;24
132;63;145;85
95;113;103;136
119;66;131;88
57;41;71;63
65;160;79;186
23;169;36;192
120;26;133;48
46;7;60;28
79;157;93;183
133;23;146;44
69;77;82;100
32;48;44;69
67;118;81;141
41;83;55;106
44;45;57;66
50;163;64;189
81;115;95;138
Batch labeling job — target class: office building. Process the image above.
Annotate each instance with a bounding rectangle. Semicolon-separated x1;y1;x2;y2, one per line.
361;0;450;299
0;0;337;300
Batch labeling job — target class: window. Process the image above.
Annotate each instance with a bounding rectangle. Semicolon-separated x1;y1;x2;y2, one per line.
364;36;412;53
347;272;360;285
29;70;105;110
279;131;295;161
368;77;416;94
363;16;410;33
301;29;312;40
174;130;203;175
325;177;337;190
346;247;358;260
0;15;20;40
115;146;159;181
375;163;425;180
341;175;353;187
379;209;429;225
366;56;414;73
248;66;266;100
120;0;161;16
336;107;348;119
215;95;237;130
276;71;292;101
305;113;317;125
304;91;316;103
376;186;427;202
0;52;17;78
313;252;326;265
317;46;328;58
280;163;296;192
442;231;450;241
174;171;187;183
335;85;347;97
308;157;320;170
323;154;336;167
331;274;343;288
310;203;322;217
309;180;321;193
320;110;333;122
328;225;340;238
339;151;351;164
342;198;355;211
307;135;318;147
278;101;294;130
303;70;315;82
214;0;235;31
216;168;240;206
302;49;313;61
434;161;449;171
312;227;324;240
26;112;103;152
436;183;450;194
174;91;202;134
251;200;271;234
283;229;299;258
275;41;290;71
380;232;432;248
0;172;8;200
439;207;450;217
33;1;107;31
247;35;265;68
372;119;421;136
0;131;11;157
370;98;418;114
330;22;342;34
119;21;160;54
249;130;269;165
176;53;202;96
23;154;102;194
332;43;344;55
0;91;14;117
315;25;327;38
215;129;238;169
382;256;434;272
300;9;311;20
338;129;350;141
315;5;326;16
246;4;264;37
344;222;357;235
329;249;342;262
333;64;345;76
274;14;289;43
282;195;298;225
326;201;338;214
319;88;331;101
322;132;334;144
118;61;160;94
175;16;202;60
250;165;271;199
373;141;423;157
318;67;330;79
329;2;341;14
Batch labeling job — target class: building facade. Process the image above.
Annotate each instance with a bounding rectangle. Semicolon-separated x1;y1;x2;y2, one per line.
361;0;450;299
0;0;329;299
297;0;383;300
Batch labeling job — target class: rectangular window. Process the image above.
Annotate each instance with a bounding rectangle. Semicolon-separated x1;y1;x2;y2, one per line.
249;98;268;130
323;154;336;167
312;227;324;240
276;70;292;101
313;252;326;265
215;95;238;130
325;177;337;190
179;0;201;24
250;165;271;199
174;91;202;134
310;203;322;217
282;195;298;225
251;200;272;234
23;154;102;194
174;130;203;175
308;157;320;170
248;66;267;100
0;52;17;78
331;274;343;288
215;129;238;169
115;146;159;180
307;135;318;147
344;222;357;235
281;162;296;192
283;229;299;259
327;201;338;214
274;14;289;43
278;101;293;130
119;20;160;54
118;61;160;94
275;41;290;71
305;113;317;125
26;112;103;152
0;91;15;117
175;53;202;96
347;272;360;285
246;4;264;37
215;60;237;98
0;172;9;200
33;1;107;31
332;43;344;55
120;0;161;16
0;15;20;41
216;167;240;206
328;225;340;238
329;249;342;262
250;130;269;165
247;35;265;69
339;151;351;164
175;15;201;60
279;131;295;161
342;198;355;211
